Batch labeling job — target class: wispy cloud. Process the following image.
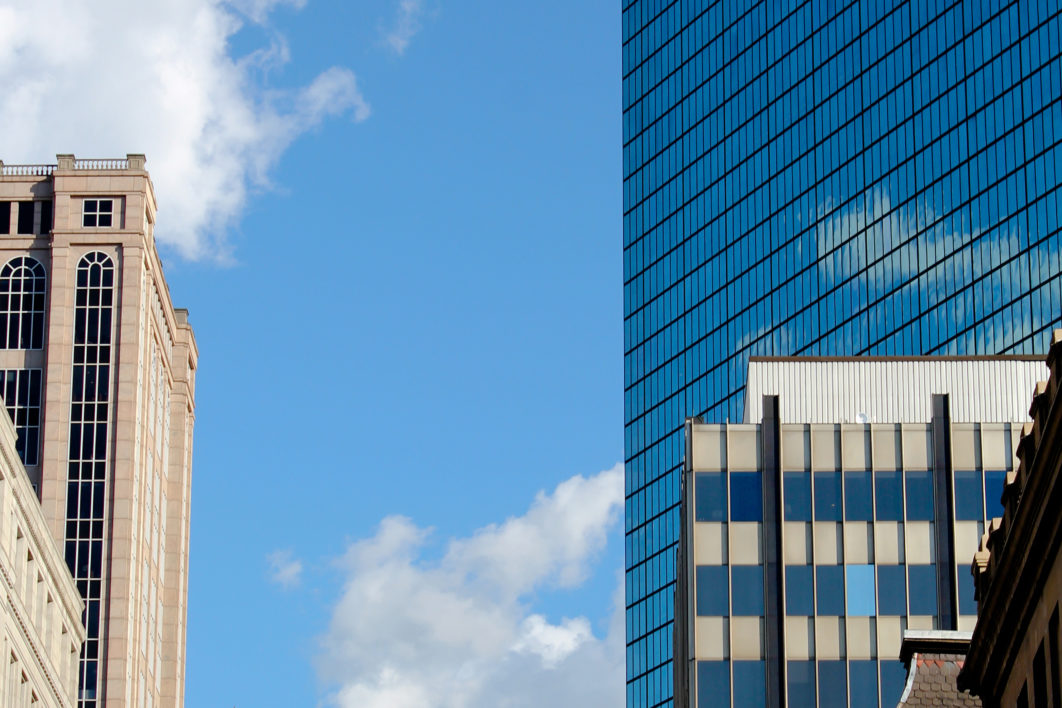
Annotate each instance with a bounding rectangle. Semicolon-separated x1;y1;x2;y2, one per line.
268;549;304;589
0;0;369;261
317;464;625;708
383;0;425;56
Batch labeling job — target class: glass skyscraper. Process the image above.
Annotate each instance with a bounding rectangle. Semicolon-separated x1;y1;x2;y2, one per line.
622;1;1062;705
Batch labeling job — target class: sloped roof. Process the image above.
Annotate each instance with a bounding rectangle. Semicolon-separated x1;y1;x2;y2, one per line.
899;653;982;707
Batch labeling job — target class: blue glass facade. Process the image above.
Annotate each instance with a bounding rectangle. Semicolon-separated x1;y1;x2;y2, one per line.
622;1;1062;705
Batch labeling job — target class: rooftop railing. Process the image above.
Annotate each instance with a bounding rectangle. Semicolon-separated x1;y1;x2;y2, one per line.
0;154;146;175
0;164;56;176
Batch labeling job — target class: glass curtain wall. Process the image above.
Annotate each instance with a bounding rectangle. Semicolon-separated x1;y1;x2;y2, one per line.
622;1;1062;705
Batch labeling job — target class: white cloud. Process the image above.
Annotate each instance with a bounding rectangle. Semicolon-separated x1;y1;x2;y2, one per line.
383;0;425;56
0;0;369;260
268;549;303;588
317;464;625;708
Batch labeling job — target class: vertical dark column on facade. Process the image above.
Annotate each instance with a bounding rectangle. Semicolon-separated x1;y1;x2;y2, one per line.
931;394;957;631
761;396;785;707
674;417;699;708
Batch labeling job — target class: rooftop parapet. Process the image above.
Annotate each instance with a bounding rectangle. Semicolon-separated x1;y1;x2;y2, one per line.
0;153;147;176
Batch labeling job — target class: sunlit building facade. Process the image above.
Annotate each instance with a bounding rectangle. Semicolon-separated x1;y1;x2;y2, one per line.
622;2;1062;704
0;155;198;708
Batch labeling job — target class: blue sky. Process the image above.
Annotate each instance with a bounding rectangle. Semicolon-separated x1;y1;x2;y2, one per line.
0;0;622;705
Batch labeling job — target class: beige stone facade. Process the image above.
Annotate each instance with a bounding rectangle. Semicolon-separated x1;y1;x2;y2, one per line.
0;156;197;708
960;331;1062;707
0;398;85;707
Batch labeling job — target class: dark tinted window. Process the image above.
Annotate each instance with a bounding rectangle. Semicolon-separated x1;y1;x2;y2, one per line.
850;661;878;707
816;565;844;615
880;660;908;706
814;470;842;520
958;563;978;615
906;469;935;520
785;565;813;615
16;202;33;234
985;470;1007;519
695;472;726;522
696;566;728;616
878;565;907;615
875;470;903;520
733;661;766;707
731;566;764;616
0;202;9;235
845;470;873;520
954;470;984;520
697;661;729;707
730;471;762;521
39;200;52;234
819;660;848;708
784;471;812;521
909;564;938;616
788;660;815;706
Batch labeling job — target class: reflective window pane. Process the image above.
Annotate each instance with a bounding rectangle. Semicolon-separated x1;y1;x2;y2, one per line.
732;566;764;616
906;469;935;521
784;471;812;521
733;661;766;707
819;660;848;708
696;472;727;522
846;565;876;616
958;563;978;615
785;565;813;616
985;470;1007;519
696;566;728;616
815;471;843;521
875;470;903;520
817;565;845;615
850;661;878;707
881;660;908;707
730;471;762;522
909;564;938;616
845;470;873;520
954;469;984;520
697;661;729;707
788;660;816;706
878;565;908;616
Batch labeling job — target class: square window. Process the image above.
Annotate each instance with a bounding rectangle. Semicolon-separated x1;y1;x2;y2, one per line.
696;565;729;616
697;661;729;707
905;469;935;520
815;471;842;520
845;470;873;520
878;565;907;615
696;472;727;522
954;470;984;520
731;566;764;616
816;565;845;615
784;471;812;521
788;660;816;706
875;470;903;520
908;564;938;616
785;565;814;616
733;661;766;706
846;565;876;616
730;471;762;521
83;199;114;228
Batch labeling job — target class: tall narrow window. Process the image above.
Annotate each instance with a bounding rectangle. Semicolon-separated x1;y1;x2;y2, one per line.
66;251;114;708
0;257;46;349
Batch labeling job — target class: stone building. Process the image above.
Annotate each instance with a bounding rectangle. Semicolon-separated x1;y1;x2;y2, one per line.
0;391;85;706
0;155;198;708
960;331;1062;706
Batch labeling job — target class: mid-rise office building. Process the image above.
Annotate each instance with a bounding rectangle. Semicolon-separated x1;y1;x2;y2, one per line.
622;3;1062;703
0;394;86;707
675;357;1041;707
0;155;198;708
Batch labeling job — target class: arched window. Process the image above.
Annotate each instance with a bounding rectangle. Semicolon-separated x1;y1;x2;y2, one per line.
0;257;46;349
67;251;114;708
